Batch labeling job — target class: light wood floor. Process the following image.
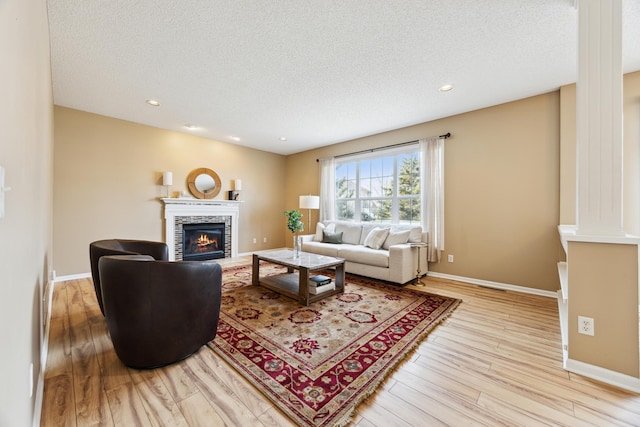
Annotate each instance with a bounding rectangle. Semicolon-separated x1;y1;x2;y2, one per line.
41;257;640;426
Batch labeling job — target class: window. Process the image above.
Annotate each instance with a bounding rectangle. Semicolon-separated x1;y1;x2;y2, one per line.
334;146;420;224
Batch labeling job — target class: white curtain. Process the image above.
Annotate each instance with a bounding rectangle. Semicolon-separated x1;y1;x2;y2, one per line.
319;157;335;222
420;137;445;262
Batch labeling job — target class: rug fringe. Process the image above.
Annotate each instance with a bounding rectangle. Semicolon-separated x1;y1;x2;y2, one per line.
330;298;462;427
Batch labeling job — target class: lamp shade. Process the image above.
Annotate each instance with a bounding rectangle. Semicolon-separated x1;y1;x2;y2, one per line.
234;179;242;191
299;195;320;209
162;171;173;186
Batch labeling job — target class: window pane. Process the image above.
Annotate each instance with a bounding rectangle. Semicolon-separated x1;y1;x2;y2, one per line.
399;198;420;223
368;177;382;197
360;160;371;179
398;154;420;196
360;177;371;196
336;200;355;220
336;162;356;181
383;177;394;196
363;199;392;222
336;177;354;199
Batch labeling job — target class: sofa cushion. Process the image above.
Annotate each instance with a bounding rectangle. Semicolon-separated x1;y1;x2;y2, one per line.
302;241;341;257
333;221;363;245
363;227;390;250
383;229;411;249
322;230;343;244
337;246;389;268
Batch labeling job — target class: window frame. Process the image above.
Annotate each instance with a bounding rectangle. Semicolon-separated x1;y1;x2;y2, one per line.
333;144;421;224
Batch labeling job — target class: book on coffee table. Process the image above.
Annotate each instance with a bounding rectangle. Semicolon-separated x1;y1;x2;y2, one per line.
309;282;335;295
309;275;332;287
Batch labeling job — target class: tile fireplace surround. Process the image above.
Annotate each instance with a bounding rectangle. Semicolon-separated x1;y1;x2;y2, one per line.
162;198;240;261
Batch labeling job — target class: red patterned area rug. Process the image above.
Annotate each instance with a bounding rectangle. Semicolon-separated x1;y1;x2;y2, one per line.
208;263;461;427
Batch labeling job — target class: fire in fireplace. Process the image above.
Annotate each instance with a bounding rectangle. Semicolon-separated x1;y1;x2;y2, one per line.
182;223;225;261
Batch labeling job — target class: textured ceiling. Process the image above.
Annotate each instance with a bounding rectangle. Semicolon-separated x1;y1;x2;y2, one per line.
47;0;640;155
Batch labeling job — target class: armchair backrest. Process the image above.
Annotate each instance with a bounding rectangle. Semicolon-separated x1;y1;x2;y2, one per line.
89;239;169;315
98;255;222;369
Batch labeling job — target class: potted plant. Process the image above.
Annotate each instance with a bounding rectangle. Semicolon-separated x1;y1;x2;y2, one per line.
284;209;304;257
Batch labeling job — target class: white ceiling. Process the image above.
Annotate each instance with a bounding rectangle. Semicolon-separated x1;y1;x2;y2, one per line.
47;0;640;155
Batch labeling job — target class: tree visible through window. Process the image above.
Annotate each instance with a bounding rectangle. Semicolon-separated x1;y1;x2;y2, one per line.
334;147;420;224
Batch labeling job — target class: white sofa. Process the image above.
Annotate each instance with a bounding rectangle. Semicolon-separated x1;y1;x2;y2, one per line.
301;220;428;285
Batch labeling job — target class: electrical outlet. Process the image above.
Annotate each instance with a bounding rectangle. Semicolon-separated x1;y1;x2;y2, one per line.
252;238;257;244
447;254;454;263
578;316;595;336
263;237;267;243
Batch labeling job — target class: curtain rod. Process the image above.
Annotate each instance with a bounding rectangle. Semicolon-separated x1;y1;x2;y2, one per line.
316;132;450;162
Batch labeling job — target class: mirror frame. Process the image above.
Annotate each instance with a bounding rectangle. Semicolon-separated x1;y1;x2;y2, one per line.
186;168;221;199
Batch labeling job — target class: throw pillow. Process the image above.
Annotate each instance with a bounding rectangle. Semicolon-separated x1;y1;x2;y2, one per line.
322;230;343;244
314;223;325;242
382;229;411;249
363;227;390;250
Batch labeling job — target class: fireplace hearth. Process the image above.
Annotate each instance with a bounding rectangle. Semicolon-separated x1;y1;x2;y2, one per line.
182;223;225;261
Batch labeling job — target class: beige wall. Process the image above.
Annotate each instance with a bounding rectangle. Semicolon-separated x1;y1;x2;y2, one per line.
288;92;562;291
559;84;577;226
54;107;287;276
0;0;53;425
568;241;639;377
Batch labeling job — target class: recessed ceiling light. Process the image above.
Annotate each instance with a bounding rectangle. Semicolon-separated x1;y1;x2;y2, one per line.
230;136;240;141
439;84;454;92
280;137;287;141
183;124;199;130
146;99;160;106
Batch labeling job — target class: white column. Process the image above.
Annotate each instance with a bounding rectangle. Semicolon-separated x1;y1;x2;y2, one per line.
576;0;623;236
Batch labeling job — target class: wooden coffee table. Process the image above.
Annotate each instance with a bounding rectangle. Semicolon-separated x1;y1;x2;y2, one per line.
252;249;345;306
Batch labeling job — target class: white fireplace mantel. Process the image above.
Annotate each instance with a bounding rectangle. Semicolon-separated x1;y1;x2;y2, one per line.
162;198;241;260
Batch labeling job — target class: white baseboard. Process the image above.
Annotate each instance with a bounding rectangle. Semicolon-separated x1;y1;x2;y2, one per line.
565;358;640;393
54;272;91;282
426;271;558;298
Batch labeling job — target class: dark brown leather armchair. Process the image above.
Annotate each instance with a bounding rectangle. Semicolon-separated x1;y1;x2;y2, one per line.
98;254;222;369
90;239;169;315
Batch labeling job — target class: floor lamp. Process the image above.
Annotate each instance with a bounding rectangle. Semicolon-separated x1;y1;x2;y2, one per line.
299;195;320;233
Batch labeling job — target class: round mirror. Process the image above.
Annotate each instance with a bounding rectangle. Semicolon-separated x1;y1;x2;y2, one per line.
195;174;215;192
187;168;221;199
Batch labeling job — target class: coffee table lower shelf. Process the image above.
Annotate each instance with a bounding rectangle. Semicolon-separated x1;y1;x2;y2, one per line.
260;273;342;305
252;251;345;306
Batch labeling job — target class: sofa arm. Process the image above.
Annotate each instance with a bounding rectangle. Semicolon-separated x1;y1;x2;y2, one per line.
300;234;315;243
388;243;428;284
